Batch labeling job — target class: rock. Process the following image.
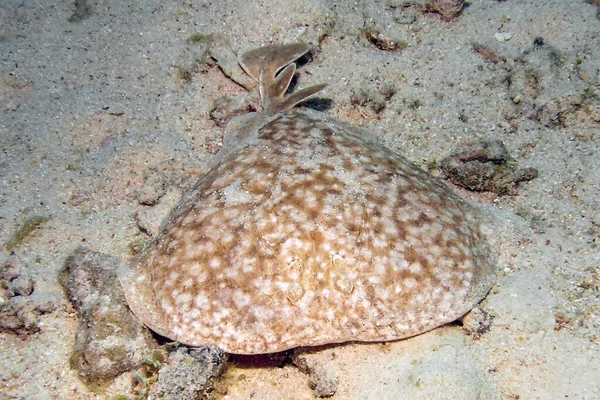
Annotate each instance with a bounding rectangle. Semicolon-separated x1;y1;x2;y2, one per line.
155;345;226;400
10;275;34;297
0;296;44;333
440;139;538;195
0;259;60;335
59;247;157;390
0;293;60;335
0;260;33;298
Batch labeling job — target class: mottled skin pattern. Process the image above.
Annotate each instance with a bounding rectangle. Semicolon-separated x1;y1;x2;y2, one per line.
122;109;495;354
121;44;496;354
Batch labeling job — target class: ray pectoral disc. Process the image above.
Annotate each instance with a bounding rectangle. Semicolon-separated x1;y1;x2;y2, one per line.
121;43;496;355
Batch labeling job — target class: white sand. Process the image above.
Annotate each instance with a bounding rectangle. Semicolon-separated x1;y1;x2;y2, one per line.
0;0;599;398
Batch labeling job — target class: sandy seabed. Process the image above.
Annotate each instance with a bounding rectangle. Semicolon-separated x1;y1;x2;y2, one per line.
1;0;599;399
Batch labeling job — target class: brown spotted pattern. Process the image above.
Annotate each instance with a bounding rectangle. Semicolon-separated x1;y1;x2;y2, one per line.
122;110;496;354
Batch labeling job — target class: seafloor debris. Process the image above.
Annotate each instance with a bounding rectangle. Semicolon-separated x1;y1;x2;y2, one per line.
60;248;157;391
576;48;600;87
553;265;600;342
440;139;538;195
425;0;466;22
471;43;507;65
349;83;397;115
0;259;60;335
473;40;599;128
154;345;226;400
363;28;407;52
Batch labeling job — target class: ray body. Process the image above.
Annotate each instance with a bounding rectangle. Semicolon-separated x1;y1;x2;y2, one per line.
121;44;496;354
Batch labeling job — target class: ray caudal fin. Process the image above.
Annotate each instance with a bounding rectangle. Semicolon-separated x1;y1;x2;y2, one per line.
238;43;327;114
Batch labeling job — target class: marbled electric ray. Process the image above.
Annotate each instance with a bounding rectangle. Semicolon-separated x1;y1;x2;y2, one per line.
120;43;496;355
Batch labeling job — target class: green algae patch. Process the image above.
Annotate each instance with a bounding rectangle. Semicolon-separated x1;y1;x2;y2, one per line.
69;0;92;23
6;216;49;251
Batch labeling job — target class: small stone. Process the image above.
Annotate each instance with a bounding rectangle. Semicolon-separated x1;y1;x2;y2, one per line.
308;364;338;398
0;298;37;333
292;350;339;398
494;32;512;42
0;261;34;297
10;275;34;297
461;306;494;338
0;261;21;285
137;168;167;206
155;346;226;400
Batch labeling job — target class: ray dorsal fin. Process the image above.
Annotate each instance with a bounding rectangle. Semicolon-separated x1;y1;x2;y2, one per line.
277;83;328;112
238;43;327;114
